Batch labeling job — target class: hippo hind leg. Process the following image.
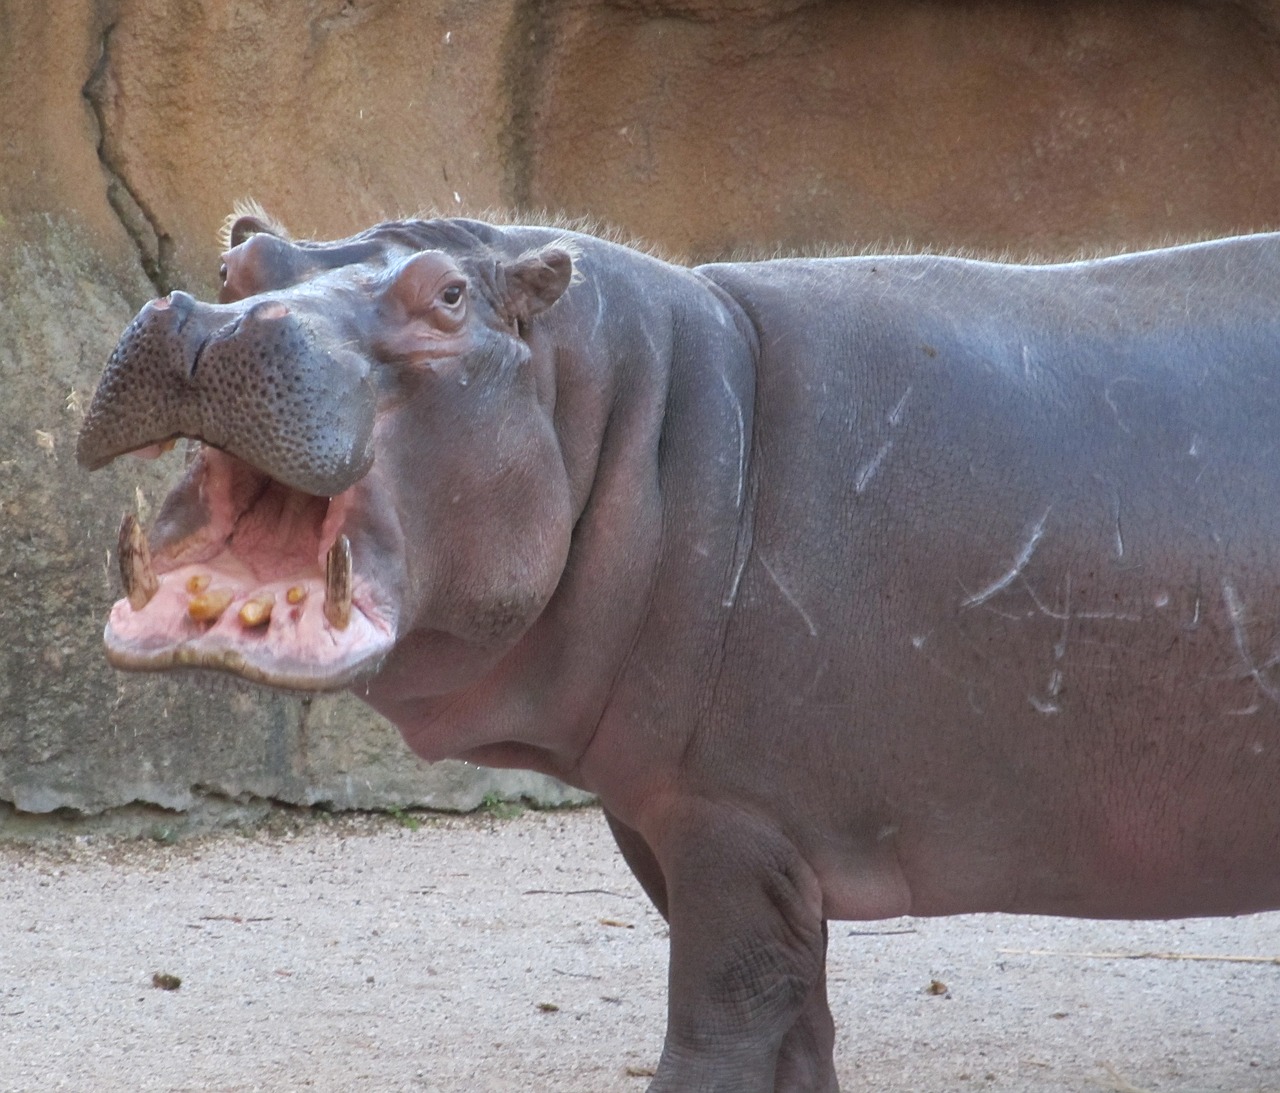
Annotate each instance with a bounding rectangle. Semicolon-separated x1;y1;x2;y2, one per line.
604;806;837;1092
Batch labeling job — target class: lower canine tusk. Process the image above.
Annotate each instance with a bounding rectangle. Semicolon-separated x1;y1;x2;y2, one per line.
325;534;352;630
118;513;159;610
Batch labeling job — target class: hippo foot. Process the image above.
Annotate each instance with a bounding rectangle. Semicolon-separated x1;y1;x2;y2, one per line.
772;943;840;1093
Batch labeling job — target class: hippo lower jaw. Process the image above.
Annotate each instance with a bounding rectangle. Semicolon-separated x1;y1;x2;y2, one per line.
104;445;397;691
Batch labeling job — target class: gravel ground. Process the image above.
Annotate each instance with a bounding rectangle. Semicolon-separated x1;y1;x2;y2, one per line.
1;806;1277;1093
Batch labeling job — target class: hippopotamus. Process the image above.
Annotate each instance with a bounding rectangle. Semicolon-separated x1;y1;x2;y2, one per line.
77;210;1280;1091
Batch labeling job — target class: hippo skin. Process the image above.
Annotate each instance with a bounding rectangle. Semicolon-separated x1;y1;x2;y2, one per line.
78;212;1280;1091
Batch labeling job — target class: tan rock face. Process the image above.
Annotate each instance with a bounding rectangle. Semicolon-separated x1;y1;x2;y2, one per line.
13;0;1280;281
6;0;1280;822
530;1;1280;258
0;5;127;251
85;0;517;293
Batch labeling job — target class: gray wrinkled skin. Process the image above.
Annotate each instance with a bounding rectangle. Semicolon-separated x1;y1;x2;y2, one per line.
77;290;376;498
81;218;1280;1092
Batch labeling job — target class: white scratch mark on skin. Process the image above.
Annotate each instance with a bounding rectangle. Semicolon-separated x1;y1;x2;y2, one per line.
1103;382;1132;435
717;369;746;511
1189;435;1201;457
1053;575;1072;660
723;547;749;611
961;509;1051;608
1113;500;1125;560
854;387;910;496
1221;579;1280;707
759;552;818;637
855;441;893;494
908;635;986;714
587;283;606;345
980;605;1038;621
1022;580;1068;622
888;386;913;427
1029;695;1060;715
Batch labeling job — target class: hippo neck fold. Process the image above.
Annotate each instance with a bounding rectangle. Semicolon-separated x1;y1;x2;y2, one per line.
369;231;761;797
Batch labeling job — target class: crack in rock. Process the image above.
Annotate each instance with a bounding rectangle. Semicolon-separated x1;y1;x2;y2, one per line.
81;22;175;296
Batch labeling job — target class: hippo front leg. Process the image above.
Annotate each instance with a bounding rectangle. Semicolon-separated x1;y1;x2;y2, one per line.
605;808;839;1090
604;809;670;916
632;801;831;1093
772;924;838;1093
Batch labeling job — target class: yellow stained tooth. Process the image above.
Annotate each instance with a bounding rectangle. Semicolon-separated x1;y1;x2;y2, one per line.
324;534;352;631
238;594;274;628
286;585;307;605
118;512;159;611
188;588;233;622
186;574;211;594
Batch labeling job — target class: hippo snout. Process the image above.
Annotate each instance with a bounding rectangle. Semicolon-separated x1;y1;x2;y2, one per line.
77;291;377;498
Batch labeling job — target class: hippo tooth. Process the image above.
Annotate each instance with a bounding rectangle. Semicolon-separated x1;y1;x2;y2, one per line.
118;513;160;611
129;438;177;461
238;593;275;628
286;585;307;605
186;574;211;594
324;534;352;631
188;588;234;623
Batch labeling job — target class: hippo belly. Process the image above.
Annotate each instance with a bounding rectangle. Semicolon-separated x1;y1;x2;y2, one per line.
697;245;1280;924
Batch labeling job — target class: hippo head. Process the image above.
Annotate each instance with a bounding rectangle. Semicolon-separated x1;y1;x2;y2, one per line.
77;211;575;691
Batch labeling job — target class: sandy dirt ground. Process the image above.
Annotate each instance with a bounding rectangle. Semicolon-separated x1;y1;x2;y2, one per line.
1;806;1277;1093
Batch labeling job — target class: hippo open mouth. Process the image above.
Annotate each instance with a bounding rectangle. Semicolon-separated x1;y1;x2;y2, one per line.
100;441;397;690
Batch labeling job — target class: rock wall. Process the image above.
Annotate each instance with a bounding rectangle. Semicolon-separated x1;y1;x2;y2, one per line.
531;1;1280;258
5;0;1280;831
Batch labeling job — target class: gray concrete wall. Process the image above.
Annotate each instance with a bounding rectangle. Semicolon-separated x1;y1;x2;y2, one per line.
6;0;1280;832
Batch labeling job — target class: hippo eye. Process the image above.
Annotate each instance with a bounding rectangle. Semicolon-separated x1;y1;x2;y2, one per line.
440;283;464;307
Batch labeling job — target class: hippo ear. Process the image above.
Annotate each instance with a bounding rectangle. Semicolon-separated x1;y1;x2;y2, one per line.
228;216;279;248
504;246;574;325
218;201;291;250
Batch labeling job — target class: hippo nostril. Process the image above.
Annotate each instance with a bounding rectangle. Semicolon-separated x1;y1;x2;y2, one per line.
165;290;199;334
252;301;290;321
